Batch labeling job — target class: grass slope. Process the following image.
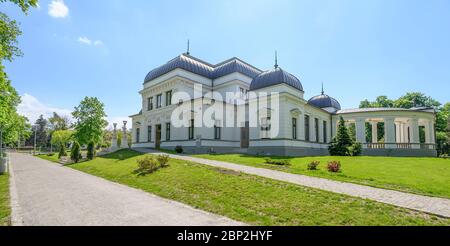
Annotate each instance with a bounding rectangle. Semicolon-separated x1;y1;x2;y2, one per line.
69;150;449;226
0;173;10;226
193;154;450;199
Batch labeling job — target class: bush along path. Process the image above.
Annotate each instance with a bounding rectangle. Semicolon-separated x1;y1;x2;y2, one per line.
134;148;450;218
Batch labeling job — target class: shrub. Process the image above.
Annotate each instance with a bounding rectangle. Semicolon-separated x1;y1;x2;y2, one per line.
327;161;341;173
58;144;67;159
307;161;320;170
440;154;449;159
47;153;55;156
70;141;82;163
347;142;362;156
175;145;183;154
264;158;291;166
134;156;159;175
156;154;170;168
87;141;96;160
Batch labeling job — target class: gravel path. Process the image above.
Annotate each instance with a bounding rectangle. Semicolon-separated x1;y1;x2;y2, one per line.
134;148;450;218
9;152;244;226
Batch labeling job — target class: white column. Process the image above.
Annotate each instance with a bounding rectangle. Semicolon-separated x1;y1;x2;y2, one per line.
319;119;324;143
384;117;396;148
371;122;378;143
430;121;436;144
309;116;316;142
111;123;118;149
409;118;420;149
355;118;366;143
399;123;405;143
122;121;128;148
395;122;401;143
424;121;431;144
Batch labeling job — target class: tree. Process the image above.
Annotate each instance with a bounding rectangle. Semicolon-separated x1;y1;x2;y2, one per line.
49;112;71;131
70;141;82;163
394;92;441;109
34;115;49;148
1;1;37;150
87;141;95;160
72;97;108;146
51;130;73;149
329;117;354;156
58;144;67;159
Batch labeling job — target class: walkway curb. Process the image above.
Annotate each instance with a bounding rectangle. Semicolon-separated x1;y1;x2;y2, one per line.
8;159;24;226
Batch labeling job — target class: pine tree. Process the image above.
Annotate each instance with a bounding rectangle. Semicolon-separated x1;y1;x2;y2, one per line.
87;141;95;160
70;141;82;163
329;116;354;156
58;144;67;159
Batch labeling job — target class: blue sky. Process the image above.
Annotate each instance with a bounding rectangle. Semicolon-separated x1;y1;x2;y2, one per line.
2;0;450;125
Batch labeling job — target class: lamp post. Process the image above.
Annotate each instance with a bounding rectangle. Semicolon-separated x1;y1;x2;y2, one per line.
33;124;37;155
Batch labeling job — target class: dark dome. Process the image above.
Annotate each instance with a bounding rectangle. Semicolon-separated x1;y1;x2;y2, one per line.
308;93;341;110
250;67;303;91
144;54;213;83
144;54;262;84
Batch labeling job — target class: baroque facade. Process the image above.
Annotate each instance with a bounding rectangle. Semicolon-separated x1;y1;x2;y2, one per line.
130;53;436;157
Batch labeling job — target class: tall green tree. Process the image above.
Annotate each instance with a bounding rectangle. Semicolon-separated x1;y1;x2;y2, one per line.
34;115;48;148
1;0;37;148
51;130;73;148
72;97;108;146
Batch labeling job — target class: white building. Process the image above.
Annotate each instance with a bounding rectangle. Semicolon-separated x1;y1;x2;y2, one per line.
130;53;436;157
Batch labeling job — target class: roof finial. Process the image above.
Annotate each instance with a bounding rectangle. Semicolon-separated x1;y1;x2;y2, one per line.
274;50;278;68
186;39;190;55
321;82;324;95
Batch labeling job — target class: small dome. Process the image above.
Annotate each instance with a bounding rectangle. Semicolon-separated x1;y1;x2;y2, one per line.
250;67;303;91
308;93;341;111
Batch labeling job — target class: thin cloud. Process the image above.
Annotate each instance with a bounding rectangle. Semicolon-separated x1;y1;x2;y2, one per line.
78;37;104;46
48;0;69;18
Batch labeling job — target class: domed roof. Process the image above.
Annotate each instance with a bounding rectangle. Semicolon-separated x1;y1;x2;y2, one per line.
308;92;341;110
249;67;303;91
144;54;214;83
144;54;262;83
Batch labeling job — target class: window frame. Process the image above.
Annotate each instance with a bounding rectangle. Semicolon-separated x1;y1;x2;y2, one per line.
315;118;319;143
156;94;162;108
304;115;310;141
165;123;171;141
165;90;172;106
292;118;297;140
136;128;140;143
148;97;153;111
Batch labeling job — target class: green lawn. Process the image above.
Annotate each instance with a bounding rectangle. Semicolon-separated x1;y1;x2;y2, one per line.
0;173;10;226
37;154;60;163
193;154;450;199
69;149;449;226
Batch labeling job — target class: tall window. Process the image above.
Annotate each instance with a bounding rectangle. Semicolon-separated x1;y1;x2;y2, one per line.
165;90;172;106
147;125;152;142
304;115;310;141
323;121;327;143
136;128;140;143
214;125;221;140
292;118;297;140
156;94;162;108
261;117;271;139
315;118;319;143
147;97;153;111
165;123;171;141
188;119;195;140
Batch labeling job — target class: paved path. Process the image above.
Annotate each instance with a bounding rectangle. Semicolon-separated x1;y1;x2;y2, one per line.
134;148;450;218
9;152;244;226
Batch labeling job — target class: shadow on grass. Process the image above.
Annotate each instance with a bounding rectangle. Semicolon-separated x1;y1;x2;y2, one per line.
100;149;145;160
